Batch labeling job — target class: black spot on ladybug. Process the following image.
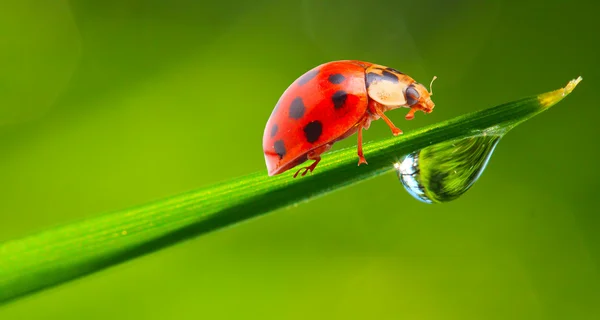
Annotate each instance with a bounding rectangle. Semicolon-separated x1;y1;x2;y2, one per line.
365;72;380;88
289;97;306;119
382;70;399;83
273;140;286;159
297;68;320;86
304;121;323;143
328;73;345;84
270;124;278;137
386;67;404;75
406;85;420;106
366;69;401;88
331;91;348;109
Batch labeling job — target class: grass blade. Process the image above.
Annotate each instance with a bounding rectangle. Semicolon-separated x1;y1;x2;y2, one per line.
0;77;582;305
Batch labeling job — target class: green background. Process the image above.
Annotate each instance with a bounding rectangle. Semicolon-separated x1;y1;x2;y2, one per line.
1;0;598;319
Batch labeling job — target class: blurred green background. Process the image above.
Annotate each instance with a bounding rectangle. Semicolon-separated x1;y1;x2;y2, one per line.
1;0;598;319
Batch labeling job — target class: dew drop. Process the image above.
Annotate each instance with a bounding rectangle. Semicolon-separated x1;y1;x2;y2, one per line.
395;132;503;204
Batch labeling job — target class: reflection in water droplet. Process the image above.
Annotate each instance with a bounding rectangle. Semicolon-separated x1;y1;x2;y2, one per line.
395;133;503;204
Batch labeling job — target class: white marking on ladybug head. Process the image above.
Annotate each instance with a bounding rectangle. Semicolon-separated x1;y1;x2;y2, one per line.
366;68;408;107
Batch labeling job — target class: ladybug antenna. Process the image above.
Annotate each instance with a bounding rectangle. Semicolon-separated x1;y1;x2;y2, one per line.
429;76;437;96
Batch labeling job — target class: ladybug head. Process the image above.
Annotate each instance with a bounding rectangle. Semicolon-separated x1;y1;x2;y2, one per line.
405;76;436;113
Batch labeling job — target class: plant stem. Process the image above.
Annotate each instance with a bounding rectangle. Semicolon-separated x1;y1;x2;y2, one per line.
0;77;581;305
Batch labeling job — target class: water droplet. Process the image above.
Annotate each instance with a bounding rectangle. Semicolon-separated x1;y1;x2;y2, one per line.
395;132;503;204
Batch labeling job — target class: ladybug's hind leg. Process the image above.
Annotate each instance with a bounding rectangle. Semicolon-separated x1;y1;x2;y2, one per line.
293;144;332;178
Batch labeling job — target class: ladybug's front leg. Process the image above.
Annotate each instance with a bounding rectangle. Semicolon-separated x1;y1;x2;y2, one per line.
293;144;332;178
405;107;418;120
369;103;403;136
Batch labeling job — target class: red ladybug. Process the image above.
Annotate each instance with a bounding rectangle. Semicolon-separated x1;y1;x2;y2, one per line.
263;60;436;178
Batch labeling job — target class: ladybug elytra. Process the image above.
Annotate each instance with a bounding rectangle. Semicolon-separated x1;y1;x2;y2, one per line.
263;60;436;178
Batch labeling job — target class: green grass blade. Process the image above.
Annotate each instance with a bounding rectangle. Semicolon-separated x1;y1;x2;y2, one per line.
0;77;582;305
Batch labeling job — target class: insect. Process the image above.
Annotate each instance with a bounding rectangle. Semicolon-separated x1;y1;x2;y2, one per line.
263;60;436;178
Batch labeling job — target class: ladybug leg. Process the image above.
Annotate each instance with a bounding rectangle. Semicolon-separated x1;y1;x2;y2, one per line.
357;122;368;166
293;144;332;178
372;105;403;136
293;158;321;178
405;107;418;120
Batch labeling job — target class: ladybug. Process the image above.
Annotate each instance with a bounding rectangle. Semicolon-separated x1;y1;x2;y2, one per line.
263;60;436;178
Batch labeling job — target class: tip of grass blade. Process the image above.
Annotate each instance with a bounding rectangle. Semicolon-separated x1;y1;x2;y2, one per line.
565;76;583;94
539;76;582;109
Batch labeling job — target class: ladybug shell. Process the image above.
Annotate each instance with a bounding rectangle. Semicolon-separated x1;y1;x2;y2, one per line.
263;60;372;176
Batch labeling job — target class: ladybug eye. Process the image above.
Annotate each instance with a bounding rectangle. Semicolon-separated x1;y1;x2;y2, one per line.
405;85;420;106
